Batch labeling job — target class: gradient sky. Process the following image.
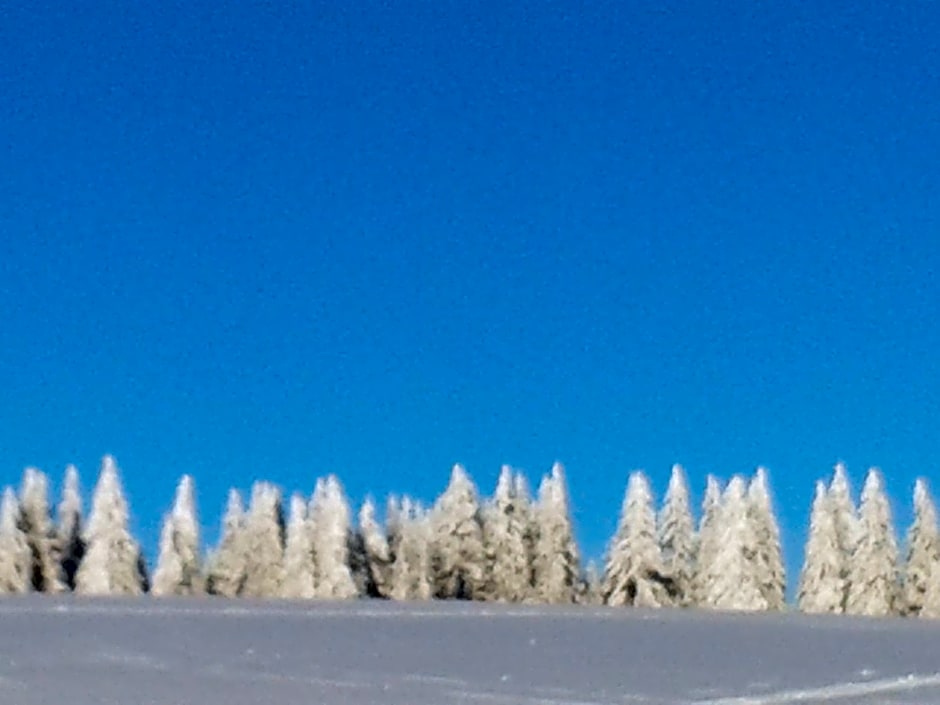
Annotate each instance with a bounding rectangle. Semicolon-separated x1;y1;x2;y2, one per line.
2;2;938;588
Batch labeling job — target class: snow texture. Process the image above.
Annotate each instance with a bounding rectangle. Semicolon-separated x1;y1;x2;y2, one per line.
1;597;940;704
481;465;534;603
280;494;316;599
657;464;695;606
18;468;65;593
828;462;859;612
240;482;285;598
152;475;203;596
206;489;247;597
692;475;722;606
747;467;786;610
846;468;900;617
53;464;84;590
798;481;845;614
308;475;358;599
0;488;31;594
429;465;486;600
903;478;939;617
531;462;581;604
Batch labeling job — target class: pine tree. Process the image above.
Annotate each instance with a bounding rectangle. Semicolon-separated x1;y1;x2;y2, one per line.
281;493;316;599
0;488;31;594
18;467;65;592
206;489;247;597
429;464;486;600
846;468;900;617
240;482;285;598
748;467;786;610
53;465;84;590
389;497;433;601
906;479;940;617
828;462;858;611
704;476;766;612
356;497;391;598
531;462;581;604
309;475;358;599
74;456;146;596
152;475;203;596
797;481;845;613
658;464;695;606
602;471;670;607
692;475;722;606
481;466;533;602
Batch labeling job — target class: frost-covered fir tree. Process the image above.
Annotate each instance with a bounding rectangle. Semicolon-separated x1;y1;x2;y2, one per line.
828;462;858;610
531;462;581;604
747;467;785;610
797;481;845;614
692;475;722;606
53;465;84;590
151;475;203;596
905;479;940;617
355;498;391;598
281;494;316;599
603;471;670;607
240;482;285;598
658;464;695;606
0;488;31;594
206;489;247;597
309;475;358;599
704;476;766;612
846;468;900;617
389;497;433;601
18;467;64;592
429;464;486;600
75;456;146;596
481;466;534;602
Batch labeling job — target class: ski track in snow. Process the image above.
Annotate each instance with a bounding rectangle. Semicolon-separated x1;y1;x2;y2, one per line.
1;597;940;704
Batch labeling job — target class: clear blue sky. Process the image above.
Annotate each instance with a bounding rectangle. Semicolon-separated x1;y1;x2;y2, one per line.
2;2;938;585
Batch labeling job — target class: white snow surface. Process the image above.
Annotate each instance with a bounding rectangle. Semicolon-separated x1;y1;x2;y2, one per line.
2;597;940;704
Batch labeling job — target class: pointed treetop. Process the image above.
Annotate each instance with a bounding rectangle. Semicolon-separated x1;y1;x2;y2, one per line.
862;467;884;497
667;464;688;495
288;493;307;526
914;477;931;505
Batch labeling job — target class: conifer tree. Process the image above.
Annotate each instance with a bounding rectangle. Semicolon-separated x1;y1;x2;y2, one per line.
75;456;146;596
18;467;64;592
281;493;316;599
389;497;433;601
309;475;358;599
692;475;722;605
356;498;392;598
53;465;84;590
151;475;203;596
0;488;31;594
602;471;670;607
748;467;786;610
482;466;533;602
846;468;900;617
797;481;845;613
206;489;247;597
828;462;858;611
240;482;285;598
658;464;695;606
904;479;940;617
429;464;486;600
531;462;581;604
704;476;766;612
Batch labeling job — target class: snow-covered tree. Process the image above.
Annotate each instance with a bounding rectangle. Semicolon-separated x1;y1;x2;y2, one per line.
429;464;486;600
355;498;392;598
389;497;433;601
692;475;722;605
281;493;316;599
602;471;670;607
658;464;695;606
206;489;247;597
905;479;940;617
18;467;64;593
846;468;900;617
53;465;84;590
797;481;845;613
309;475;358;599
828;462;858;610
531;462;581;604
240;482;285;598
151;475;203;596
481;466;533;602
703;476;766;612
0;488;31;594
75;456;146;596
748;467;785;610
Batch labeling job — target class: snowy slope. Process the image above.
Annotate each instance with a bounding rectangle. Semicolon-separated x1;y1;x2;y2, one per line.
1;597;940;704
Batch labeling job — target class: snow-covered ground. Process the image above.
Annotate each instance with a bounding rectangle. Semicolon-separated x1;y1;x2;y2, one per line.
1;597;940;704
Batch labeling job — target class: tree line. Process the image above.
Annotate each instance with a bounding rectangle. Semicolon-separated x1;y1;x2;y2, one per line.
0;456;935;618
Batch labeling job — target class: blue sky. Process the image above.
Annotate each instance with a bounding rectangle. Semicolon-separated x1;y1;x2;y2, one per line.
1;2;938;586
